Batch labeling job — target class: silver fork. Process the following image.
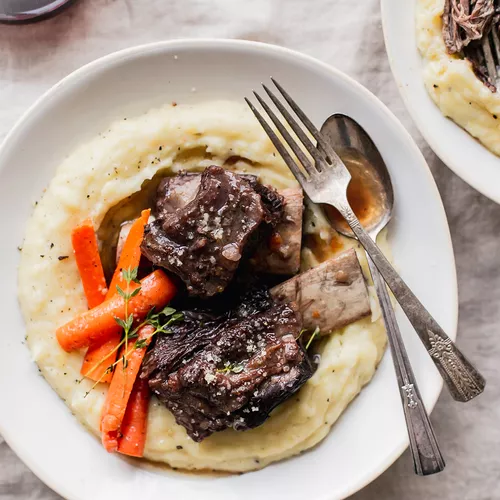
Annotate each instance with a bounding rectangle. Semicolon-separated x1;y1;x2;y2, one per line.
482;26;500;87
245;79;485;403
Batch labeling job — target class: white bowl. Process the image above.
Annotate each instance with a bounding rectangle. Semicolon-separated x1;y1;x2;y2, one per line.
0;39;457;500
381;0;500;204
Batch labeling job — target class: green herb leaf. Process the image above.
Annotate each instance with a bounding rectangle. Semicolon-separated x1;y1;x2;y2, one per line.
125;314;134;331
129;287;141;298
129;267;139;283
161;306;176;317
116;285;127;299
135;338;148;349
121;268;131;283
231;363;244;374
114;316;128;330
122;267;139;284
217;361;244;374
146;307;157;321
169;312;184;324
216;362;229;374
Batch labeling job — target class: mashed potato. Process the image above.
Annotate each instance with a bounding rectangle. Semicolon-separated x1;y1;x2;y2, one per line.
417;0;500;155
18;101;387;472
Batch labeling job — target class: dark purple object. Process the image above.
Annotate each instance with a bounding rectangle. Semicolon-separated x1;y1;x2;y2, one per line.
0;0;74;23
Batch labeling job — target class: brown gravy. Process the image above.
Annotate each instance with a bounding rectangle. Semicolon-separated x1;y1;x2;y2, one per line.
323;155;382;234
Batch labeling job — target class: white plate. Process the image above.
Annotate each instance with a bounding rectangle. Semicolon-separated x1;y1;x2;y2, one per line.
0;40;457;500
381;0;500;204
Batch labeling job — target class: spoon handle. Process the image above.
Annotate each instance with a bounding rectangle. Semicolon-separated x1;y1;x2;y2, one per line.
367;253;445;475
334;201;486;402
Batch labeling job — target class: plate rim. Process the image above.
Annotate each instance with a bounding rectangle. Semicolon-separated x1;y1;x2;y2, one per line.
0;37;458;500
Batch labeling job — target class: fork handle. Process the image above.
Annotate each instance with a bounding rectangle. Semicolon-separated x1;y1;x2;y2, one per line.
367;254;445;475
335;202;486;402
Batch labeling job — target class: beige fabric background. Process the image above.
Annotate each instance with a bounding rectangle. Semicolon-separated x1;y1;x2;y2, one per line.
0;0;498;498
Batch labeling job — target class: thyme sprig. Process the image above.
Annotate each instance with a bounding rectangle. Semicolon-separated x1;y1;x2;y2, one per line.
131;306;184;349
82;267;183;398
114;267;142;356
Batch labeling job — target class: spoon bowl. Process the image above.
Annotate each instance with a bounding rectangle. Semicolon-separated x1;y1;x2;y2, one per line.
320;114;394;238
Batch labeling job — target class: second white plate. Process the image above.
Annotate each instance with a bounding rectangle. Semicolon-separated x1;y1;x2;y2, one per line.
381;0;500;204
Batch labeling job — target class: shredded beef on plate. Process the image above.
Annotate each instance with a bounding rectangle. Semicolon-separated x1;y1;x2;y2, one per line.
442;0;499;90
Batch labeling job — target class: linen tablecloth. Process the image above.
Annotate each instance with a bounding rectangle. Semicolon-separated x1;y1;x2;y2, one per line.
1;1;498;498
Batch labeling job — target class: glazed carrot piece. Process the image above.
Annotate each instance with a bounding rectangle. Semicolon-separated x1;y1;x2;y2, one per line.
108;209;151;298
117;377;150;457
81;336;120;383
101;325;153;454
81;210;150;382
71;219;108;309
56;270;176;352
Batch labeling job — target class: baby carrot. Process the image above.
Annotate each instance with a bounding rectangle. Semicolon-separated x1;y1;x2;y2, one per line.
108;209;151;297
117;377;151;457
71;219;108;309
101;325;153;454
56;270;176;352
81;336;120;383
81;210;150;382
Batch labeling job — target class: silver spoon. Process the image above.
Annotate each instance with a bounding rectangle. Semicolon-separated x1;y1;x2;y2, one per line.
320;114;445;475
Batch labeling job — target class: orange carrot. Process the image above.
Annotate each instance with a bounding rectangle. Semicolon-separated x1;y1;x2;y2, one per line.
117;377;150;457
56;270;176;352
101;325;153;453
108;209;151;298
71;219;108;309
81;210;150;382
81;336;120;383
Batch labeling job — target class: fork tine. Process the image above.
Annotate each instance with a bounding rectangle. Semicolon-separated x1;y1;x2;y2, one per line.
482;36;497;85
491;28;500;83
244;98;307;185
270;77;339;162
261;84;327;171
252;91;317;177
